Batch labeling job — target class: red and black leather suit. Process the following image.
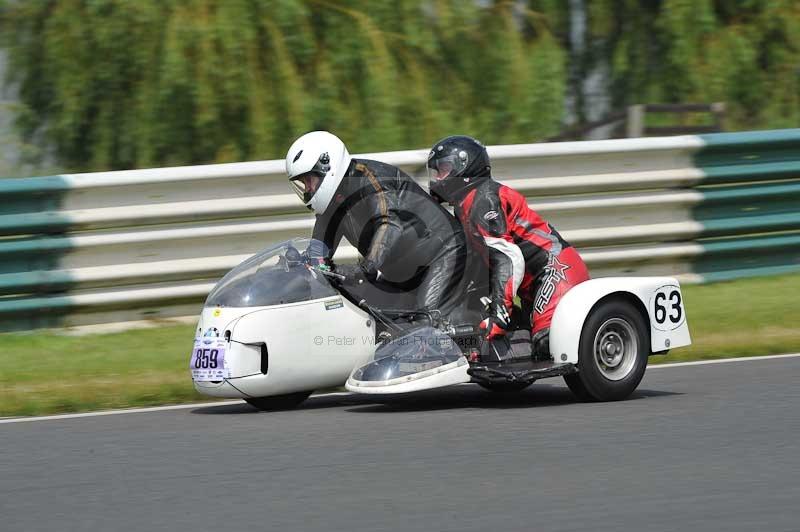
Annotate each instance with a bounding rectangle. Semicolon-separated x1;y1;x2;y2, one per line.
454;179;590;344
427;135;589;354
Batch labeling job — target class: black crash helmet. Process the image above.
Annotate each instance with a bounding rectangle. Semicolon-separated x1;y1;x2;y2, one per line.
426;135;491;203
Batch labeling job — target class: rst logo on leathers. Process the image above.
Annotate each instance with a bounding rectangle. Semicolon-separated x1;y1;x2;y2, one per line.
535;254;571;314
650;285;686;331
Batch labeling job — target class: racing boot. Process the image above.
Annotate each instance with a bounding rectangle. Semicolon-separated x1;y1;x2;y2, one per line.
531;329;552;362
468;327;575;384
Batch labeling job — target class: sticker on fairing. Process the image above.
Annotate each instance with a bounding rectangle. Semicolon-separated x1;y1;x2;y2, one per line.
190;328;230;381
325;298;344;311
650;285;686;332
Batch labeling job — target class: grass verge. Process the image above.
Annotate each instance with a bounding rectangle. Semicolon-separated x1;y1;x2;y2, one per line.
0;324;200;417
652;272;800;363
2;273;799;417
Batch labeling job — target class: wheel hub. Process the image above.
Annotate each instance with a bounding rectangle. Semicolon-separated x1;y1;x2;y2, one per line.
601;332;624;367
593;318;639;381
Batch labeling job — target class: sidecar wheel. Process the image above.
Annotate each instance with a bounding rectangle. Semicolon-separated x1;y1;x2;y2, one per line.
245;391;313;411
571;298;649;402
563;374;592;401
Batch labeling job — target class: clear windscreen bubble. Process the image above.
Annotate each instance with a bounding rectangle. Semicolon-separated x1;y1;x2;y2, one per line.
205;238;338;307
350;326;465;383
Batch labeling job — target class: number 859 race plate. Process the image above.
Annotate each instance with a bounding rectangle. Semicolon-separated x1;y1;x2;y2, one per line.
190;337;231;382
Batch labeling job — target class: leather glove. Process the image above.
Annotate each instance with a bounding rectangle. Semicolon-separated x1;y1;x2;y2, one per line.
303;240;333;269
358;257;382;282
302;253;332;270
479;317;508;340
479;301;511;340
304;255;331;268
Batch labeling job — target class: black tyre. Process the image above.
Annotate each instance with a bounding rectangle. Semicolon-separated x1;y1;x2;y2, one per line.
478;381;532;393
567;299;649;402
245;391;312;411
563;373;592;401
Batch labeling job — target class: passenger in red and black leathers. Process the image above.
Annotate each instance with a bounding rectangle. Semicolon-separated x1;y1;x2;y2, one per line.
427;135;590;358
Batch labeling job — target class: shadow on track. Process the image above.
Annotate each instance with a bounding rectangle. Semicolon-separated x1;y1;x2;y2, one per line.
190;393;376;415
190;385;681;415
345;385;681;413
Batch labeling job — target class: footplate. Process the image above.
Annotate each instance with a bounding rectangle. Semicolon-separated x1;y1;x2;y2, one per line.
468;360;577;385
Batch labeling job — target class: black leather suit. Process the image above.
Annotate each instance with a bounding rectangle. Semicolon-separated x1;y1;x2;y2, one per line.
308;159;472;320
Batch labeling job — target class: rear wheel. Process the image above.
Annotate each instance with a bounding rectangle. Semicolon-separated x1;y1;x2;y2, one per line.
245;391;312;411
563;374;592;401
566;299;649;401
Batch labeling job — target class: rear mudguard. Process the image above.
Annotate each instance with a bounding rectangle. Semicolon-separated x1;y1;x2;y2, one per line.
549;277;691;365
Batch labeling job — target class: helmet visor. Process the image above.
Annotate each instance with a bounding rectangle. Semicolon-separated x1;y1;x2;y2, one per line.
427;153;468;182
289;172;323;203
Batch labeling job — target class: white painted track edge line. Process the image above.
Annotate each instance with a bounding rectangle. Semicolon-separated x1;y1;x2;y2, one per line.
647;352;800;369
2;354;799;424
0;391;354;424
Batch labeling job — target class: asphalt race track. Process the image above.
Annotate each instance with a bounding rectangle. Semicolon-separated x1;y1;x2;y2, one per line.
2;356;799;532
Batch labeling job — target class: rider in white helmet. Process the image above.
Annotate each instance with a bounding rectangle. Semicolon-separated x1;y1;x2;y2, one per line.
285;131;472;321
286;131;352;217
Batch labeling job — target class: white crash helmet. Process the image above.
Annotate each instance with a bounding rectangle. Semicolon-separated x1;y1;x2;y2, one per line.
285;131;352;215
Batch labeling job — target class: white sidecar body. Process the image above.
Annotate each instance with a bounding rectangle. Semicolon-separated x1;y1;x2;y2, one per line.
345;276;691;398
191;239;691;404
191;239;375;400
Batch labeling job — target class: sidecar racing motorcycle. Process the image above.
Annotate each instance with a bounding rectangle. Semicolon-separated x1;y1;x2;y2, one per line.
190;238;691;410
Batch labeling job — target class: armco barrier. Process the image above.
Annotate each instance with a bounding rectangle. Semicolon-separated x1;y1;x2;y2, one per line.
0;129;798;331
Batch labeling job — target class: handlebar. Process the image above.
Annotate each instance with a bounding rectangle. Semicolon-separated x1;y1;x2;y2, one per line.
309;265;347;282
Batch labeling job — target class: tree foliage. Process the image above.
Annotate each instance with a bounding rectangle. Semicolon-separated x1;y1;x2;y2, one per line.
2;1;800;172
590;0;800;130
0;0;565;171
